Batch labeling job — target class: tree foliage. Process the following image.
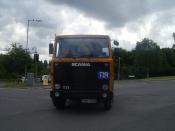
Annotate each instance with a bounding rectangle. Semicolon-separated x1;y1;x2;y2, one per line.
113;38;175;79
1;39;175;80
134;38;161;77
0;43;49;79
136;38;160;51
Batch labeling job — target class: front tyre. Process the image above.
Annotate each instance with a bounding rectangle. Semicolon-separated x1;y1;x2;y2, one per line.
103;92;113;110
52;97;66;109
104;98;112;110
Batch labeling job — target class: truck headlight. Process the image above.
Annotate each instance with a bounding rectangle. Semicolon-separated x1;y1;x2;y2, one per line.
55;84;61;90
55;92;60;97
102;85;108;91
102;93;108;98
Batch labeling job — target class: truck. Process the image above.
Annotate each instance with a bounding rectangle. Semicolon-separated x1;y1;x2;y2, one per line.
49;35;119;110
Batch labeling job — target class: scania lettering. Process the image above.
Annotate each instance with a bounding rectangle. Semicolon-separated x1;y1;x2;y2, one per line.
72;63;91;67
49;35;119;110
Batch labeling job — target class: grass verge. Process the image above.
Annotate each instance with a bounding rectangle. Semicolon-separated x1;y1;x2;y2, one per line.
0;80;44;88
142;76;175;80
0;81;26;88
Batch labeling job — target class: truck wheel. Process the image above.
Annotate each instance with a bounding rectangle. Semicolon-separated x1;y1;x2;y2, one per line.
52;98;66;109
104;98;112;110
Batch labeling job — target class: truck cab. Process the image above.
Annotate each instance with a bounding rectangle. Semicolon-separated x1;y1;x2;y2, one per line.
49;35;118;110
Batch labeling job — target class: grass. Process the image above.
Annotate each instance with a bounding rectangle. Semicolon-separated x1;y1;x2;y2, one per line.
143;75;175;80
0;81;26;88
0;79;44;88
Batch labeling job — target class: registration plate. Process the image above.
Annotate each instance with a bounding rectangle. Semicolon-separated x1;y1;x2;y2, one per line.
81;99;97;103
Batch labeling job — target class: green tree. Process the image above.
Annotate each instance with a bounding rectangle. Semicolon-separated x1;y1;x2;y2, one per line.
112;38;175;79
0;54;7;78
160;48;175;76
3;43;33;78
120;49;134;79
134;38;161;78
36;60;49;76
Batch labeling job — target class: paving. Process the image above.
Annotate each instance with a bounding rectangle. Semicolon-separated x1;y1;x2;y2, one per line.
0;80;175;131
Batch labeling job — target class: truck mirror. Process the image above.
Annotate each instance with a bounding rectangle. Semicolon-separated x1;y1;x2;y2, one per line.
49;43;53;54
113;40;119;46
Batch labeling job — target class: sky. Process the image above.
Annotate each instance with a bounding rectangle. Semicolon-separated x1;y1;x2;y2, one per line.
0;0;175;61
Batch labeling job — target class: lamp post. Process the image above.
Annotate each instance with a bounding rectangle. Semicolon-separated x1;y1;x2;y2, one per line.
32;47;38;79
26;19;42;51
25;19;42;78
118;56;120;80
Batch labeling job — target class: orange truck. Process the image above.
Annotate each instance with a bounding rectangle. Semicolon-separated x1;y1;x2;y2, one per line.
49;35;119;110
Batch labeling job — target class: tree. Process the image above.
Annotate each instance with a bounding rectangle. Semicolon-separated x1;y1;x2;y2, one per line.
3;43;33;78
0;54;7;78
36;60;49;76
134;38;161;78
119;49;134;79
136;38;160;50
0;43;51;79
160;48;175;76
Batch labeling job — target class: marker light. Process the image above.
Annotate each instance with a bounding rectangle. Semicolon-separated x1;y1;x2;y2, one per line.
55;84;61;90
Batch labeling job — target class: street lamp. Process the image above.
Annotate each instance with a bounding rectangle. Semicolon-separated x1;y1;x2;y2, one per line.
26;19;42;51
25;19;42;78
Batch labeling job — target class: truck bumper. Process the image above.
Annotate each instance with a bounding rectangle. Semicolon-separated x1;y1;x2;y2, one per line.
50;90;113;101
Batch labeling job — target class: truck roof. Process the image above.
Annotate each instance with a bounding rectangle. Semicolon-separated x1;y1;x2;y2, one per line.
55;35;110;39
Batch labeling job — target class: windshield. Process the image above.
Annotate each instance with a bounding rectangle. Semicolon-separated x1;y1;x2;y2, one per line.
55;38;110;58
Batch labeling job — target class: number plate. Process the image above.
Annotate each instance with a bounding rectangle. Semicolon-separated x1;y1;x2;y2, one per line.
81;99;97;103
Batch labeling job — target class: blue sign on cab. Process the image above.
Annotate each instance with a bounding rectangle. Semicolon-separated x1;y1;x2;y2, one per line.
97;72;109;80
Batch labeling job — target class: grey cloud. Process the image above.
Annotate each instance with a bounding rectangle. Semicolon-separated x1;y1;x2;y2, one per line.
119;40;135;50
0;0;64;54
48;0;175;28
148;9;175;47
0;0;63;35
1;0;175;58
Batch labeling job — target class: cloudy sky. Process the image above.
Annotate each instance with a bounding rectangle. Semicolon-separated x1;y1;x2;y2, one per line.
0;0;175;60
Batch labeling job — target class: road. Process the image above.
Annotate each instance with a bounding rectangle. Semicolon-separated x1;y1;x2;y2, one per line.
0;80;175;131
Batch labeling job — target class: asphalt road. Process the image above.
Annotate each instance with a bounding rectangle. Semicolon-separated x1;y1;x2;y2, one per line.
0;80;175;131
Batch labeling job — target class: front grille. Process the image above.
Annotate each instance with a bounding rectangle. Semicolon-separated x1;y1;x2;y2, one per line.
54;62;109;91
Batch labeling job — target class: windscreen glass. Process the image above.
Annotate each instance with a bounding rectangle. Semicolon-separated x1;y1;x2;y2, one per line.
56;38;109;58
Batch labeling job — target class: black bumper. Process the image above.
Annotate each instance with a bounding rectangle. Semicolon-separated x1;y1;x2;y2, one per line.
50;90;113;100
